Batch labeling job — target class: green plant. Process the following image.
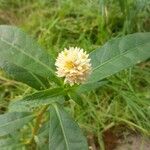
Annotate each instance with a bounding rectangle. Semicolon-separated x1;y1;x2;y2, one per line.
0;25;149;149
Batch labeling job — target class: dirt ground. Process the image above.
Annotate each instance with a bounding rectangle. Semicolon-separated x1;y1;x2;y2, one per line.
88;128;150;150
115;134;150;150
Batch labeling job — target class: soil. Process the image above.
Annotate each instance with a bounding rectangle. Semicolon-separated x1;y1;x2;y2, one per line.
115;134;150;150
88;127;150;150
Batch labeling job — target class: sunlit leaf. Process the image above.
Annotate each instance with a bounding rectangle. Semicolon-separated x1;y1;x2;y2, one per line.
9;88;65;112
49;104;88;150
0;25;61;90
0;112;34;136
88;33;150;82
0;136;24;150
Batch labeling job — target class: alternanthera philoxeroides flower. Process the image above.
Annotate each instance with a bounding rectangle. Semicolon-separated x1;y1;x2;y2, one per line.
55;47;92;86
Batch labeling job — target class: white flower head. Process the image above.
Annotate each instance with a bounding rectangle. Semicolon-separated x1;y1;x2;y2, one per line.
55;47;92;86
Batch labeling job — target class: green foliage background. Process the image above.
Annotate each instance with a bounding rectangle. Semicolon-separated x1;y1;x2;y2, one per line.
0;0;150;149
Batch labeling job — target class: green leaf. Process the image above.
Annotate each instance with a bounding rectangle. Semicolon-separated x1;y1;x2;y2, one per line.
9;88;65;112
0;25;61;89
0;136;24;150
0;112;34;136
49;104;88;150
68;92;83;106
88;33;150;83
76;81;107;93
1;62;50;90
68;81;107;106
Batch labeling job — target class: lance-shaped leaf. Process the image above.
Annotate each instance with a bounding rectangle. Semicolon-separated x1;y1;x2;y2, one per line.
49;104;88;150
1;62;50;90
76;81;107;93
0;136;24;150
88;33;150;83
0;112;34;136
9;88;65;112
68;81;107;106
0;25;61;89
